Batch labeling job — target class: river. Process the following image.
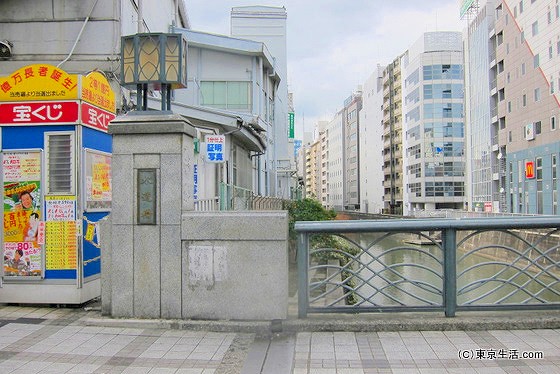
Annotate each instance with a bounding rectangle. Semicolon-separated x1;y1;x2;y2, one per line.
344;232;560;307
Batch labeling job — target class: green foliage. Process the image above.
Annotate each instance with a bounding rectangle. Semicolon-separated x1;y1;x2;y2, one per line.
287;198;336;241
287;198;359;305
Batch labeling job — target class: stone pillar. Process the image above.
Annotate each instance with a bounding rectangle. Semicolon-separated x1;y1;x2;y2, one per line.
106;113;195;319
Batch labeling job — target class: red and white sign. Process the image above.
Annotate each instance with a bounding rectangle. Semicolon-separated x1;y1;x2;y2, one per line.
80;102;115;133
525;160;535;179
0;101;79;125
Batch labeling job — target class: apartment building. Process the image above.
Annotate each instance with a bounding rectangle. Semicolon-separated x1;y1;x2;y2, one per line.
382;57;405;214
401;32;465;215
343;92;363;210
359;65;385;214
327;110;345;210
494;0;560;214
304;140;322;200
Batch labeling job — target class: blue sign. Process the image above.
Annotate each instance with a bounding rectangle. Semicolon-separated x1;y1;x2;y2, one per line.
205;134;225;163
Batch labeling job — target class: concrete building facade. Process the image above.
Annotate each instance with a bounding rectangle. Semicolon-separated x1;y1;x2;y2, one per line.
495;0;560;214
343;92;363;210
360;65;385;214
382;57;405;215
326;110;345;210
401;32;465;215
464;0;502;213
230;6;294;199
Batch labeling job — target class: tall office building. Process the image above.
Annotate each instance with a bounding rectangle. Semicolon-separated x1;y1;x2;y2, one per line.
464;0;502;213
401;32;465;214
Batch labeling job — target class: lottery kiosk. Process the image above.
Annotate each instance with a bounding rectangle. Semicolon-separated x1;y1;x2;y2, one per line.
0;64;114;304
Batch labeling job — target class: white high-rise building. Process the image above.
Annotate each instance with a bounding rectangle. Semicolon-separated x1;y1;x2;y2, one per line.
231;6;293;199
401;32;465;215
326;110;345;210
359;65;385;214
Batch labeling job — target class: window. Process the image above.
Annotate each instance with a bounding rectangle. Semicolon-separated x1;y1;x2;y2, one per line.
552;115;557;130
200;81;251;111
523;93;527;106
519;0;524;13
521;31;525;43
521;62;526;75
535;121;542;134
553;154;558;214
534;53;540;68
532;21;538;36
534;87;541;102
537;157;543;214
45;132;75;194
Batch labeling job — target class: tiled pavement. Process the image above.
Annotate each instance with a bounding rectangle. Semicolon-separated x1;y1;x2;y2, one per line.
1;305;560;373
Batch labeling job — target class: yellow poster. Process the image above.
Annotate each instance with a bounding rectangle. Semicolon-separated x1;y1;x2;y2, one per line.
81;71;116;113
0;64;79;101
45;221;77;270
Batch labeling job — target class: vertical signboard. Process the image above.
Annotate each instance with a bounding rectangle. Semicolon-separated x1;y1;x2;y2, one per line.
205;134;226;163
525;160;535;179
137;169;157;225
3;151;43;277
288;112;295;139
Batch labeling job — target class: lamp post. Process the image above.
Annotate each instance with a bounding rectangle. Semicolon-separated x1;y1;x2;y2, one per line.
121;33;187;112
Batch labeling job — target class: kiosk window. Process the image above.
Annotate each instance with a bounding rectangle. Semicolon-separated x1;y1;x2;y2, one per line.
45;132;75;194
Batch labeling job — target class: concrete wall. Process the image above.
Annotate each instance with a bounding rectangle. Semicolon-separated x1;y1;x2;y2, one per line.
182;211;288;320
103;113;289;321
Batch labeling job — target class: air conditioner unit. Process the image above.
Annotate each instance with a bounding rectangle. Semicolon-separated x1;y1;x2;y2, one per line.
525;123;534;140
0;40;12;59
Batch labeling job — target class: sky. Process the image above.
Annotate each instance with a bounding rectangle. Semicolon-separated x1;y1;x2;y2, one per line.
185;0;467;138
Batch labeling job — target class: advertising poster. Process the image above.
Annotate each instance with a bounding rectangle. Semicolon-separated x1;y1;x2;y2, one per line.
85;150;112;211
3;151;43;277
44;196;77;270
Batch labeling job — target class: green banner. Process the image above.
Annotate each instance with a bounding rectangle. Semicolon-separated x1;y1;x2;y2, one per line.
288;112;295;139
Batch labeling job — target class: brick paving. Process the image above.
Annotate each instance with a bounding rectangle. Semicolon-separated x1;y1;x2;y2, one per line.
0;305;560;373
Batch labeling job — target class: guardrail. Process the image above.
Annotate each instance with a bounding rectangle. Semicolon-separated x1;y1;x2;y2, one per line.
295;217;560;318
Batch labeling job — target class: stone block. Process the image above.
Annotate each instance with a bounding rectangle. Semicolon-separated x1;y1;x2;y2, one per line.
99;216;113;316
110;224;134;317
182;211;288;241
111;154;134;225
182;239;288;320
161;154;182;224
161;224;182;319
133;225;161;318
133;154;161;169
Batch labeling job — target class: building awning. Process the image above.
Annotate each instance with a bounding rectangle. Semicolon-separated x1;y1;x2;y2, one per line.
141;96;266;152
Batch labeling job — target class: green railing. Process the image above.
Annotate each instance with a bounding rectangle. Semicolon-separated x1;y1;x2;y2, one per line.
295;217;560;318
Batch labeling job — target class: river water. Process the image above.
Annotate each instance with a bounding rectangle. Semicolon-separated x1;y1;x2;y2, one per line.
342;232;560;307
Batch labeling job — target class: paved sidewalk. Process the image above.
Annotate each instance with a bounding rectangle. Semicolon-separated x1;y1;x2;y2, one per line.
1;304;560;373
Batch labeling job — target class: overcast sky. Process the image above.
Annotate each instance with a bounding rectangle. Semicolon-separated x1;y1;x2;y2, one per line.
185;1;467;138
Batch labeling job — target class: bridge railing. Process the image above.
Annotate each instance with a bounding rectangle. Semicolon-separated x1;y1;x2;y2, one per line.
295;217;560;318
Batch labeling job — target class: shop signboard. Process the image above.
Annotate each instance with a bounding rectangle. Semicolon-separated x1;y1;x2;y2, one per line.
0;101;80;125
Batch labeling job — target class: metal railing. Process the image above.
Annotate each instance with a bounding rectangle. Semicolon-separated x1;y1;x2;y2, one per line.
295;217;560;318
